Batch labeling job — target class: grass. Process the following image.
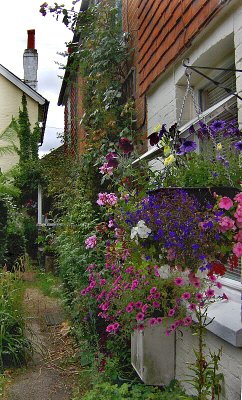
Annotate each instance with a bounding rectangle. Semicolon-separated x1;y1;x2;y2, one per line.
25;271;62;298
0;271;31;371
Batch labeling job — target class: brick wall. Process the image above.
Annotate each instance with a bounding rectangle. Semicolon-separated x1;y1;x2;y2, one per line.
138;0;225;96
122;0;147;151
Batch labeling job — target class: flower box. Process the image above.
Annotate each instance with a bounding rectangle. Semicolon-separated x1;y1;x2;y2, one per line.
131;323;175;386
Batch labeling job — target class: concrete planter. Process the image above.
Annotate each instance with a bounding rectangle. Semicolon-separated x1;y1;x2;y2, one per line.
131;323;175;386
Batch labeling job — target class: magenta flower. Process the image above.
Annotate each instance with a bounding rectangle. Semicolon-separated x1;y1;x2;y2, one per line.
195;293;203;301
85;235;97;249
142;304;148;313
81;289;87;296
136;312;145;321
233;242;242;257
106;152;119;168
218;216;236;232
135;301;143;309
181;292;191;300
157;317;163;324
126;304;134;313
183;316;192;326
137;324;145;331
154;292;161;299
106;324;114;333
216;282;222;289
113;322;120;331
205;288;215;298
218;196;233;210
188;303;197;311
170;323;176;331
150;287;157;294
168;308;176;317
174;277;185;286
152;301;160;308
149;318;158;326
234;230;242;242
234;193;242;204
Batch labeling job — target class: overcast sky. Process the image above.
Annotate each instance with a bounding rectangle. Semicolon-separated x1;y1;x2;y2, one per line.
0;0;75;157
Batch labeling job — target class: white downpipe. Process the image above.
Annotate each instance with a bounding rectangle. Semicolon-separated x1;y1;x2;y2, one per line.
37;184;42;225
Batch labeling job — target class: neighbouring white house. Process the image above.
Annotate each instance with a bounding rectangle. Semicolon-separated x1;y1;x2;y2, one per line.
0;30;49;173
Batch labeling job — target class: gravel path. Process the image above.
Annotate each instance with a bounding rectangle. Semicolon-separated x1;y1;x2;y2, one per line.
4;282;78;400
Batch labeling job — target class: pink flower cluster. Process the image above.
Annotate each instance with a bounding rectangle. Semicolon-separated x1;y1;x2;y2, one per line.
99;163;114;176
85;235;97;249
97;192;118;206
217;194;242;258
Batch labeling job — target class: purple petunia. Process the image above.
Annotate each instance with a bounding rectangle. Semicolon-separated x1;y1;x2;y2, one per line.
179;140;197;154
234;141;242;151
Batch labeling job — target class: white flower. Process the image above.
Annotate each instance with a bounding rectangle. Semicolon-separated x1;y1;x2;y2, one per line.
131;220;151;240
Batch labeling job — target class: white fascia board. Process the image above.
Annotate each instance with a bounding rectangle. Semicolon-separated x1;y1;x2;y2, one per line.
0;64;46;105
133;94;236;165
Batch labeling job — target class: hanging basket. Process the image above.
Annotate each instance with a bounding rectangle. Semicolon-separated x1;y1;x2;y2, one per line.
149;186;239;209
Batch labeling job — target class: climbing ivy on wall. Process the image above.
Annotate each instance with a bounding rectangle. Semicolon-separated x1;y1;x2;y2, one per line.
17;94;40;163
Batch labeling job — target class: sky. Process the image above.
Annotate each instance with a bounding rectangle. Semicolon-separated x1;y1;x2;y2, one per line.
0;0;75;157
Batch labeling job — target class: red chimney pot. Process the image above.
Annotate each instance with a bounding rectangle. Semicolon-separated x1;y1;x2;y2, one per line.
27;29;35;49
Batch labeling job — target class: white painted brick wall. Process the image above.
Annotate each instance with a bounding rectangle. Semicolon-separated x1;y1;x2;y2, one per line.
145;3;242;399
176;329;242;400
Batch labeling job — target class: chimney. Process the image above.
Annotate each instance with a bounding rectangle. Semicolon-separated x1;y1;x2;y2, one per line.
23;29;38;91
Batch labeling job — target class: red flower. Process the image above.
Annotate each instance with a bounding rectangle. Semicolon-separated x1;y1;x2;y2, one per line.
208;261;226;277
119;138;134;154
228;254;239;271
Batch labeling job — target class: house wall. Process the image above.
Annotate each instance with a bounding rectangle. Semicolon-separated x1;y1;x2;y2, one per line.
0;74;39;172
176;329;242;400
137;0;227;96
140;2;242;399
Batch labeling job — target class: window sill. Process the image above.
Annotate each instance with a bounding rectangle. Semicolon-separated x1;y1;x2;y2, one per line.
206;278;242;347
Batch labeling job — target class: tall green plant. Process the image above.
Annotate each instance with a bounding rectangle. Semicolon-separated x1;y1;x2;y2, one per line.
18;94;31;164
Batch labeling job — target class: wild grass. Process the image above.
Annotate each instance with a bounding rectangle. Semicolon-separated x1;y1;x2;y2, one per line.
0;270;31;371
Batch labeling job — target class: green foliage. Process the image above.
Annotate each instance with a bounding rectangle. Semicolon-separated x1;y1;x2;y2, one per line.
0;196;8;266
31;122;41;161
33;272;62;298
0;272;31;370
0;119;18;157
18;94;31;164
75;381;195;400
162;152;241;189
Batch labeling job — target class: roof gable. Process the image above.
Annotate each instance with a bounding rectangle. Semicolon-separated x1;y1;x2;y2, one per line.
0;64;47;105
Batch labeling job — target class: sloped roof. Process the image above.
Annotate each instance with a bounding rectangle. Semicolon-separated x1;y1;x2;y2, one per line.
0;64;49;144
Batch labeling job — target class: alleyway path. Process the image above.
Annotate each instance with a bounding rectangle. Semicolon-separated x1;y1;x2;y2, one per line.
3;273;79;400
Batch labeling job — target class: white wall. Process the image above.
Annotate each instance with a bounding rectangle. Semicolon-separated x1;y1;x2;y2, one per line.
145;2;242;399
176;329;242;400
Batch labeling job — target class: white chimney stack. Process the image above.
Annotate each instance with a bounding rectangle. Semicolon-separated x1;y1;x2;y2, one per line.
23;29;38;91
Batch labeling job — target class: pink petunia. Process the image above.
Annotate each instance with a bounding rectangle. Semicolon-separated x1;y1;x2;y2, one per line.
234;205;242;222
218;196;233;210
149;318;158;326
106;324;114;333
218;216;236;232
150;287;157;294
126;304;133;313
181;292;191;300
135;301;143;309
233;242;242;257
168;308;176;317
183;316;192;326
85;235;97;249
156;317;163;324
205;288;215;298
234;192;242;204
188;303;197;311
152;301;160;308
234;230;242;242
174;277;185;286
195;293;203;301
136;312;145;321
